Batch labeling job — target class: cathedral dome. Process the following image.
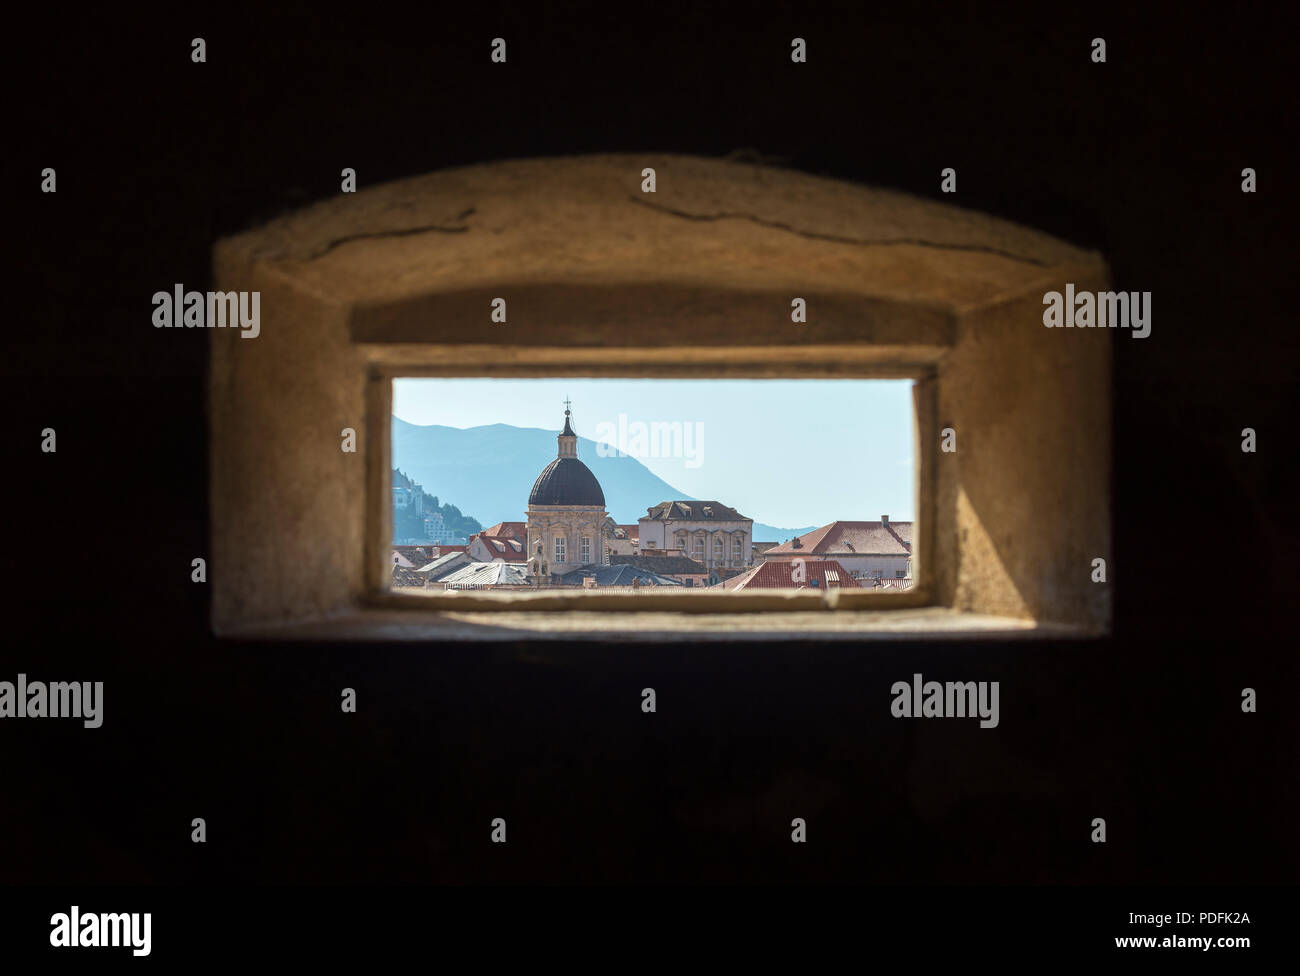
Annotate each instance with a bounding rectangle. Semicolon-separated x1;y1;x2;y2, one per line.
528;405;605;508
528;457;605;507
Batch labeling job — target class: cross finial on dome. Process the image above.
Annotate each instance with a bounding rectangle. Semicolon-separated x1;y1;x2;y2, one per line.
558;399;577;446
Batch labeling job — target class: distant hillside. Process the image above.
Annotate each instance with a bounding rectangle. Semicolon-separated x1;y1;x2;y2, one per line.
392;418;816;542
391;468;481;543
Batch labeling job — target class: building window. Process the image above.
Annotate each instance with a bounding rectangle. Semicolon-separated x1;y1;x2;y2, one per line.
695;538;705;558
554;536;566;562
872;570;884;578
732;536;742;558
896;570;907;578
581;537;591;563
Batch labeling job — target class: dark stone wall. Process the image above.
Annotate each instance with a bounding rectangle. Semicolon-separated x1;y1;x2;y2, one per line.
5;5;1296;883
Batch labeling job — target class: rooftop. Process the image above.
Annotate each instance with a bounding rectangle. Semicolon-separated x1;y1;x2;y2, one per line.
559;564;684;587
720;559;864;591
764;520;912;557
610;554;710;576
642;500;749;522
481;521;526;539
529;457;605;508
440;562;529;587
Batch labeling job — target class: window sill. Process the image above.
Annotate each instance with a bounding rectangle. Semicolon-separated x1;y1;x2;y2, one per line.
217;606;1092;642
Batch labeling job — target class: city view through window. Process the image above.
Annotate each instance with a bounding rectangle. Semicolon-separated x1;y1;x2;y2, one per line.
391;378;916;594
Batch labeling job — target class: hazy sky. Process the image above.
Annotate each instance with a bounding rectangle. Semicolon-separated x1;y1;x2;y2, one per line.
393;378;915;526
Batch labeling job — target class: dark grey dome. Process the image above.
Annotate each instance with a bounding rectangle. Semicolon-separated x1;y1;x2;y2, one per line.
529;457;605;507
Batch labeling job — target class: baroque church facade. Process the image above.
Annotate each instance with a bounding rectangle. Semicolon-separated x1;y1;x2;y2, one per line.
525;404;611;581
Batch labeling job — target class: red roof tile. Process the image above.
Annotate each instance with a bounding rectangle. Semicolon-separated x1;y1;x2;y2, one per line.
764;520;912;557
722;559;864;590
481;535;526;561
481;521;527;540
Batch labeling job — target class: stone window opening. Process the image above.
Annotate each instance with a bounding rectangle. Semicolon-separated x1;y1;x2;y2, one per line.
209;153;1110;640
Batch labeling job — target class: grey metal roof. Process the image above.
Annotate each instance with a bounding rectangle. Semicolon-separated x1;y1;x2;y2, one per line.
643;500;749;521
439;561;528;586
609;554;710;575
415;551;470;580
558;564;683;587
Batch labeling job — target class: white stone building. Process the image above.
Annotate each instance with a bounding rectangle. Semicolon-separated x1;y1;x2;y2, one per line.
637;500;753;571
422;511;447;542
392;483;423;515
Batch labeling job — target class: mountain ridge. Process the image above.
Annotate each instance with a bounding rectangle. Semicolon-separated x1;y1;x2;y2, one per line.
392;417;818;542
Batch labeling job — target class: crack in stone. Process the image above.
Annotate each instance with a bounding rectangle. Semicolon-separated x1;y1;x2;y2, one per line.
627;196;1049;266
303;208;477;259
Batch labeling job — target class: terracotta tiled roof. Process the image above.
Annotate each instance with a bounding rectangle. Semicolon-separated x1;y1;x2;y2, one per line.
481;521;527;540
763;520;912;557
478;535;526;561
642;500;749;521
721;558;864;591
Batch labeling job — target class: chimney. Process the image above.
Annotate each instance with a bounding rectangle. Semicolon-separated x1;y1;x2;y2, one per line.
881;514;889;525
